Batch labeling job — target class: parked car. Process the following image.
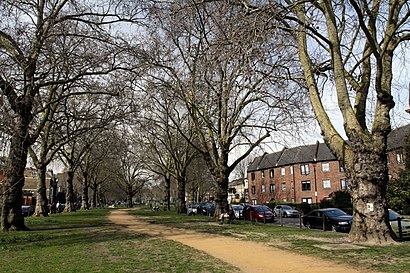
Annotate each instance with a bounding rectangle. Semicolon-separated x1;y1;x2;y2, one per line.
273;205;299;218
231;204;244;220
303;208;352;232
197;202;215;216
21;205;34;217
244;205;274;223
389;209;410;240
187;204;200;216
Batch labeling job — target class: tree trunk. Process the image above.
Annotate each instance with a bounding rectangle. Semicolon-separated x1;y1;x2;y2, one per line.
127;192;133;208
34;167;49;217
1;122;31;231
64;170;76;212
214;175;229;217
163;176;171;211
80;183;89;210
91;185;97;208
176;177;187;214
347;138;393;243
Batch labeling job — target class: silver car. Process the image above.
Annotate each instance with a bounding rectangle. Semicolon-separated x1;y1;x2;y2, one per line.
273;205;299;218
389;209;410;240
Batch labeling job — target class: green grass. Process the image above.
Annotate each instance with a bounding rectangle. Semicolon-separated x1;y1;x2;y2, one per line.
2;207;410;273
0;209;236;273
130;208;410;273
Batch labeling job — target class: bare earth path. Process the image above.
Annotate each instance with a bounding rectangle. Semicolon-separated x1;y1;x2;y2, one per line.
108;209;377;273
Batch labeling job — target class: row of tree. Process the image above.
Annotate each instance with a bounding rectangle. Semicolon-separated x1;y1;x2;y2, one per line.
1;1;409;245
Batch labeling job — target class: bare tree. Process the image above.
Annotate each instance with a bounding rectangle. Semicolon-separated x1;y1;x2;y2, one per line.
140;89;198;213
233;0;410;243
145;1;308;215
0;0;141;231
108;130;148;208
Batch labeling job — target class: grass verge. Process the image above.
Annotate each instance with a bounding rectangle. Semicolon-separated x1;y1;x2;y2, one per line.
0;209;236;273
130;207;410;273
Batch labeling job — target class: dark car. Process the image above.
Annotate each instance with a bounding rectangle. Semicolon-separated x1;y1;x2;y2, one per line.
244;205;274;223
197;202;215;216
231;204;244;220
303;208;352;232
21;205;34;217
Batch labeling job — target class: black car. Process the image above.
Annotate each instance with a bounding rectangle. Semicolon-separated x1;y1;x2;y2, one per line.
21;205;34;217
303;208;352;232
197;202;215;216
231;204;244;220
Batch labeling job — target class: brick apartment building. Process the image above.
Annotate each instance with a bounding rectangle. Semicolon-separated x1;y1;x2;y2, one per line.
247;124;409;205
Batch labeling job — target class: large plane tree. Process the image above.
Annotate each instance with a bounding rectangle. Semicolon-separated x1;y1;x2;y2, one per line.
145;1;309;215
234;0;410;243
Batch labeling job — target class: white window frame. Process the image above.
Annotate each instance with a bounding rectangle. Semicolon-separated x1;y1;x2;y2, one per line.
281;167;286;176
323;179;331;188
302;180;311;191
322;162;330;172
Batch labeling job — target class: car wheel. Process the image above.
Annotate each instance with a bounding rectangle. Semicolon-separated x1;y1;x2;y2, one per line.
305;222;311;229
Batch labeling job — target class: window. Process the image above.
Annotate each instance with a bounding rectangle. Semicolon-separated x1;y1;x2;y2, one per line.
397;152;404;164
301;180;311;191
340;179;349;190
251;172;255;180
291;181;294;190
322;162;330;172
261;184;266;193
323;179;331;188
269;169;274;178
261;170;265;178
269;184;275;193
300;164;310;175
302;197;313;204
251;186;256;194
281;182;286;192
282;198;287;202
252;199;257;205
290;166;294;175
339;164;345;172
281;167;286;176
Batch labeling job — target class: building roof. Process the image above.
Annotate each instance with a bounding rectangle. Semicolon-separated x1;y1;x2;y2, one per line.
248;124;410;172
387;123;410;151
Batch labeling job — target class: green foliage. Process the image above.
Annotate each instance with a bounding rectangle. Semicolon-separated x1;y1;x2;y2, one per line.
387;137;410;214
387;170;410;214
320;191;353;214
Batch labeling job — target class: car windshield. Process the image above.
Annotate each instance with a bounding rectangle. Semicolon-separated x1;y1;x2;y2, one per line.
324;209;346;217
282;205;293;210
255;206;270;212
389;209;400;221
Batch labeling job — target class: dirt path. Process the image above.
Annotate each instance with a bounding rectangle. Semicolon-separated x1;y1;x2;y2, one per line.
108;209;377;273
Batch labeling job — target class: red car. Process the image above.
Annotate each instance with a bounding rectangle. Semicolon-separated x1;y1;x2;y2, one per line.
244;205;274;223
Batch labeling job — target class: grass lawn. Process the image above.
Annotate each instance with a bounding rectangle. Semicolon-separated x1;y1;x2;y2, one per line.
1;207;409;273
0;209;236;273
130;208;410;273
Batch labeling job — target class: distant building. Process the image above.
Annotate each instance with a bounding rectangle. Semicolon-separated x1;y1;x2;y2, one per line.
227;178;247;203
247;124;409;205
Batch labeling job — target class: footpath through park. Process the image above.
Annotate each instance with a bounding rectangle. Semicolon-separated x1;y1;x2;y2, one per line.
108;209;378;273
